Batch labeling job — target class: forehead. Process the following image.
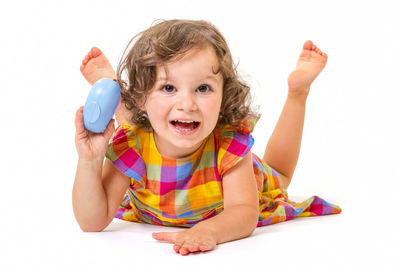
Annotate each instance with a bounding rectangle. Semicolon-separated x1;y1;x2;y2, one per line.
156;45;222;82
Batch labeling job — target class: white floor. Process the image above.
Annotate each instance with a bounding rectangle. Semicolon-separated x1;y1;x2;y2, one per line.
2;193;398;267
1;0;399;266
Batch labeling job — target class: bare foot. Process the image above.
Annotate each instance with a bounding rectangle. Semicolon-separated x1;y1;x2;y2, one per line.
287;40;328;98
80;47;117;85
80;47;130;125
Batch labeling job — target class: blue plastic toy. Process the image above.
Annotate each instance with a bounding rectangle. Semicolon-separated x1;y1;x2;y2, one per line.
83;78;121;133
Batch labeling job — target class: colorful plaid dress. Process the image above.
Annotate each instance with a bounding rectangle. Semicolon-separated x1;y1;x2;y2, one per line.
106;115;341;227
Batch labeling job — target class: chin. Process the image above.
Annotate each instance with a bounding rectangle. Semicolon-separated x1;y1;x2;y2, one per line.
172;138;203;149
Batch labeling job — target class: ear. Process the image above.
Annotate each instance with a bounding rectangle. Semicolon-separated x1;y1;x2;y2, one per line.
137;97;146;111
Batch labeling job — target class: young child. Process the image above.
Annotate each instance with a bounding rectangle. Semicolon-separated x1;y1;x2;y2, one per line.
73;19;341;256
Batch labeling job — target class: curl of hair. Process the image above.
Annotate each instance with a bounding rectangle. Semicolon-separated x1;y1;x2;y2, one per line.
116;19;253;129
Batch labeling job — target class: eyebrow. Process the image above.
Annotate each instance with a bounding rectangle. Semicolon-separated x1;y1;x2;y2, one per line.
204;75;220;83
157;74;220;83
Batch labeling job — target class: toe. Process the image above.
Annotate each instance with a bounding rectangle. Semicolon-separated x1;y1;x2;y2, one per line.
90;47;102;58
303;40;313;50
82;55;89;64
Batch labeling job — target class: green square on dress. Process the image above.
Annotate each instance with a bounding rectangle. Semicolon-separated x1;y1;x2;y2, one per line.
146;163;161;181
197;150;216;170
174;189;191;214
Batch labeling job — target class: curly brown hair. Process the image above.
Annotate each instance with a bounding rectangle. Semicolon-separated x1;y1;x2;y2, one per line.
116;19;253;129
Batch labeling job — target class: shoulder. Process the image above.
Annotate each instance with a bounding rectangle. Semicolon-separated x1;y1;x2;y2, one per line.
214;113;260;142
110;122;148;143
214;114;260;176
106;123;151;154
105;123;149;181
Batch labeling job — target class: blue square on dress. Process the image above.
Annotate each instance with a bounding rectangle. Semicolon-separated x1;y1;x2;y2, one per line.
176;162;192;181
177;210;194;218
125;168;142;181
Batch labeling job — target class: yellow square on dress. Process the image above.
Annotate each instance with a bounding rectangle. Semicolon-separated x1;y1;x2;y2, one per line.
187;185;208;210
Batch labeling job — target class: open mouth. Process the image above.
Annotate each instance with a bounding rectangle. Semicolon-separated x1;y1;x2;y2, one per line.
170;120;200;132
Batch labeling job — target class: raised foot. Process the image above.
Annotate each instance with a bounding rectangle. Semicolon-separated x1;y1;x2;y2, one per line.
80;47;117;85
287;40;328;98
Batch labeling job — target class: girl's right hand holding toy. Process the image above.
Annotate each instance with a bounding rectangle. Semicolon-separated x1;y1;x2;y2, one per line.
73;107;128;232
74;106;115;163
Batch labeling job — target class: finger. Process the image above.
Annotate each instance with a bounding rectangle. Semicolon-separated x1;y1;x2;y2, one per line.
179;238;200;253
186;243;199;253
199;245;208;251
179;246;190;256
173;244;181;253
199;242;215;252
152;232;177;243
177;239;196;255
75;106;86;134
103;119;115;139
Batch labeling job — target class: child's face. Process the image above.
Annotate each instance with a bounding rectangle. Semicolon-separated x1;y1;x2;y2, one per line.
142;45;223;158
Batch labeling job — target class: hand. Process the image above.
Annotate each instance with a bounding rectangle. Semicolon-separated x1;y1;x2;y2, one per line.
74;106;115;162
152;226;217;256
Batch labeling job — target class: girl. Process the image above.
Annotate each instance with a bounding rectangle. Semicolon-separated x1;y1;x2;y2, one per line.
73;19;341;256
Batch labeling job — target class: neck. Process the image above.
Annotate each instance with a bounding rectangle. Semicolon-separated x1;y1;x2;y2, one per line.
153;132;204;159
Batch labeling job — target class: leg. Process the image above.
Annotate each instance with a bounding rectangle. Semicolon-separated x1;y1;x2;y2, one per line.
80;47;130;125
262;40;328;189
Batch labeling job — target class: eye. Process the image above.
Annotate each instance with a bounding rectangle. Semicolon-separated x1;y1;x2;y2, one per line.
196;84;211;93
162;84;176;93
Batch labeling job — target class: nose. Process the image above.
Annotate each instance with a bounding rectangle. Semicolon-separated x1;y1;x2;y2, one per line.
176;91;198;112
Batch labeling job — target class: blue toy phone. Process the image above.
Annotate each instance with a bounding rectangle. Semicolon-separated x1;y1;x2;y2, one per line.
83;78;121;133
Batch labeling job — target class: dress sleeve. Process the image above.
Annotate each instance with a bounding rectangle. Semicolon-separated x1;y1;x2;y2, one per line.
105;123;146;181
217;114;260;176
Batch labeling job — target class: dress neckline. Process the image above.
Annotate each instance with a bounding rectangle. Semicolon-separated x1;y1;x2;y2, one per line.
149;130;210;163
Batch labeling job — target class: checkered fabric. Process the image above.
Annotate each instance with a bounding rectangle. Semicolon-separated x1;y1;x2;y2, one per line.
106;115;341;227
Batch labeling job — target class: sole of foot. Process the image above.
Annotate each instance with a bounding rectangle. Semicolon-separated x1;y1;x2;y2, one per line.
288;40;328;97
80;47;116;85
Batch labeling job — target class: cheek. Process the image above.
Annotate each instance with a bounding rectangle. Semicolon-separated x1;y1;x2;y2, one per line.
144;96;170;120
200;97;222;120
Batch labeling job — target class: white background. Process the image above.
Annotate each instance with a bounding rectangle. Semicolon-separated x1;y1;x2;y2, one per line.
0;0;399;266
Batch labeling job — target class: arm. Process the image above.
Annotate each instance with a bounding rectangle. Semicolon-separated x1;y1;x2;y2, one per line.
73;159;130;232
194;152;259;244
152;152;259;255
72;107;130;231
